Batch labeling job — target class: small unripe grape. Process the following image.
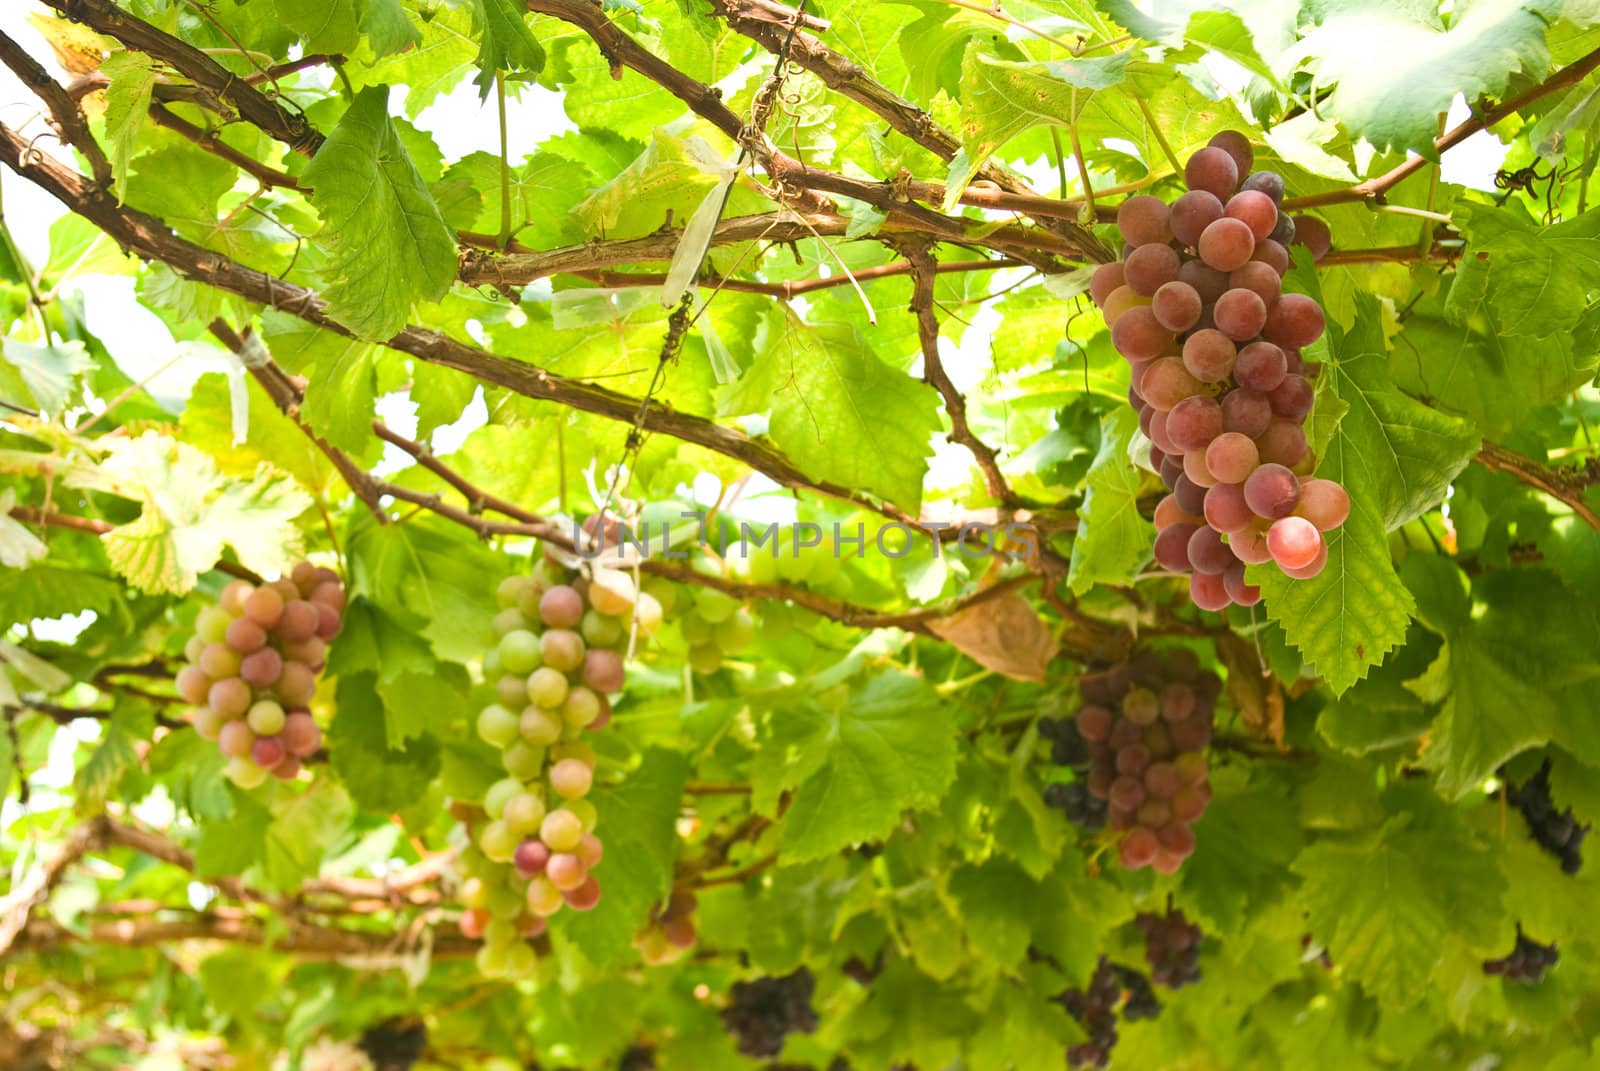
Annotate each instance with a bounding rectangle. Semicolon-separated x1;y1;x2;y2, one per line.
219;719;256;758
478;819;519;862
526;875;564;916
539;585;584;629
566;798;598;833
487;883;525;919
588;569;635;616
715;611;756;653
514;838;551;878
550;758;594;800
191;705;227;740
1123;687;1159;725
477;703;521;748
503;792;548;835
475;943;509;977
692;587;739;623
483;778;523;819
561;686;601;730
527;667;570;709
580;609;624;649
688;644;723;675
493;607;528;638
577;833;604;868
502;741;544;781
243;586;285;628
662;914;695;946
564;875;601;912
282;712;321;757
633;592;664;635
459;876;488;909
546;853;587;891
209;677;251;719
252;735;286;769
498;574;535;609
240;647;283;688
540;808;584;852
275;661;316;705
195;605;233;644
681;613;714;646
219;580;254;615
582;649;625;694
497;674;529;706
200;643;242;680
459;907;489;939
521;704;563;746
184;634;207;664
498;630;542;676
540;629;585;673
246;699;286;735
225;756;270;789
177;665;213;705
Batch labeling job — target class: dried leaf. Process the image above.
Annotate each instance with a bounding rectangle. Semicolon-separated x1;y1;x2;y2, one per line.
927;590;1058;683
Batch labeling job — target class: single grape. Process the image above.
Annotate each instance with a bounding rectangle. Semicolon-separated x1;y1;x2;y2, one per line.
550;758;594;800
1186;525;1232;575
1268;374;1314;420
1103;284;1151;326
587;569;635;616
582;649;626;694
219;719;255;759
538;584;584;629
492;607;526;638
1291;215;1332;259
1222;561;1261;606
545;853;588;892
1154;524;1199;572
1228;527;1273;565
1180;329;1236;383
1169;189;1224;247
527;666;570;709
1182;448;1217;490
1256;421;1309;467
1123;688;1160;724
520;705;563;746
1204;431;1259;484
252;735;286;769
1160;453;1185;491
239;647;283;688
1241;170;1284;203
219;580;254;615
1160;684;1195;721
1117;195;1173;246
1297;479;1351;531
314;603;342;641
541;808;585;852
515;838;551;878
483;779;522;818
1090;261;1126;306
562;685;602;729
540;629;586;673
580;609;624;649
1184;146;1239;200
1174;474;1207;515
1119;827;1160;869
1140;357;1205;411
282;712;321;756
478;703;522;748
1251;238;1290;275
1268;516;1323;570
1227;261;1282;305
224;616;266;654
1198;217;1255;271
1166;395;1223;452
1207;130;1253;174
1124;243;1181;296
1269;211;1295;246
177;665;213;706
526;875;564;916
715;611;756;653
208;677;251;719
1189;571;1231;611
498;630;542;676
1234;341;1287;391
199;643;242;680
577;833;604;869
184;634;207;664
226;756;270;789
1076;705;1114;742
1243;463;1301;519
1173;752;1208;784
1225;190;1278;240
1154;494;1199;529
191;705;227;741
1203;482;1253;534
243;586;285;629
564;875;602;912
276;660;316;705
1111;306;1172;361
504;792;547;835
1283;541;1329;579
1137;798;1173;828
246;699;286;736
275;600;319;642
1213;287;1268;341
1110;775;1146;811
494;674;526;706
1177;260;1228;303
1151;281;1202;332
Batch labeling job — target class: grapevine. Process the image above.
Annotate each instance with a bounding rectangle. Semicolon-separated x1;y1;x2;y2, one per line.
1091;130;1351;609
175;563;344;787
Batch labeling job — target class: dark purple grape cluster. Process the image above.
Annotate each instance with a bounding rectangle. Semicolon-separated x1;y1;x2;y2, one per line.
1073;651;1218;873
1507;761;1588;874
175;563;344;788
1484;928;1559;983
720;968;819;1058
618;1044;656;1071
1089;130;1350;610
1039;717;1108;831
1059;957;1163;1068
1135;908;1203;988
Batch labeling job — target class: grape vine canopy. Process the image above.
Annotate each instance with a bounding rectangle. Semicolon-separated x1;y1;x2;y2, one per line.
1;0;1599;1068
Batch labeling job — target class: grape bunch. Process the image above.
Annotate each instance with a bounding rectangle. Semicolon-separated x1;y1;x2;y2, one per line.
175;563;344;787
1484;928;1559;983
663;578;757;675
633;888;699;965
1089;130;1351;610
455;558;662;977
1038;718;1108;831
1073;650;1219;872
1506;760;1588;874
1058;957;1162;1069
720;968;820;1059
1134;908;1203;988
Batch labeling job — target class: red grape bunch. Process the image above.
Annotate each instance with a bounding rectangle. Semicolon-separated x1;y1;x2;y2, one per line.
1134;907;1204;988
633;888;699;965
1072;650;1219;873
454;556;662;977
1058;957;1162;1069
1089;130;1350;610
175;563;344;788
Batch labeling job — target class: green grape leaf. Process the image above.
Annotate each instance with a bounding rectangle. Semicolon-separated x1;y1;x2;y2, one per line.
1288;0;1563;154
0;565;122;631
0;337;92;418
302;87;457;340
73;707;141;814
722;317;941;513
344;517;503;665
194;790;273;879
360;0;422;57
1293;791;1507;1009
949;859;1042;969
72;433;310;595
146;730;233;822
1179;769;1305;933
330;674;443;813
259;313;381;462
1068;408;1153;595
470;0;547;96
376;666;469;749
262;779;354;891
768;671;957;862
1450;203;1600;338
273;0;359;54
100;50;158;194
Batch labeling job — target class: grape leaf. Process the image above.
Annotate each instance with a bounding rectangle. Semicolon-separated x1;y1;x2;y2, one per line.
949;859;1042;968
344;517;503;665
1068;408;1153;596
258;314;381;463
100;51;158;194
0;337;92;418
1179;768;1305;933
262;780;354;891
302;87;457;340
194;790;272;879
273;0;359;54
0;565;122;631
360;0;422;57
722;316;941;513
376;666;469;749
330;674;443;813
469;0;546;96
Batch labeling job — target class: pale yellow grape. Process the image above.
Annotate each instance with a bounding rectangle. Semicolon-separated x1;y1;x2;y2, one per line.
580;609;624;648
246;699;286;736
520;705;564;746
561;686;601;729
478;819;519;862
503;792;547;835
567;798;598;833
540;809;584;852
225;757;270;789
588;569;635;615
526;667;569;708
502;741;544;781
526;875;564;916
477;704;520;748
483;777;523;819
550;758;593;799
633;592;663;635
459;876;488;908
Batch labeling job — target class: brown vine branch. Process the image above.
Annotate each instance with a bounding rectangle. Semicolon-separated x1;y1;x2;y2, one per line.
1283;45;1600;211
14;914;482;963
1475;442;1600;529
148;103;304;191
0;29;111;187
0;816;108;956
904;242;1015;506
